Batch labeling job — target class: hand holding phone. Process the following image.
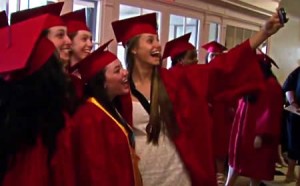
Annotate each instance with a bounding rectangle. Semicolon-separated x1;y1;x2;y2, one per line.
278;8;288;24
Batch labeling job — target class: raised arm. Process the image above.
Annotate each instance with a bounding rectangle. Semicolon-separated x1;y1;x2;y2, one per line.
249;9;284;49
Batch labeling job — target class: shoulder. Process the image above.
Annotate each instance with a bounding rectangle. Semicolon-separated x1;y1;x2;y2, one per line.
72;101;106;126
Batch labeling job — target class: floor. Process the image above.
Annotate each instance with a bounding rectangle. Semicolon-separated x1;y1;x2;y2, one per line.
234;166;299;186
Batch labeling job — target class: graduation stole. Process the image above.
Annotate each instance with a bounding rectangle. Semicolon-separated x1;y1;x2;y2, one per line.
88;97;130;141
88;97;141;185
130;80;151;114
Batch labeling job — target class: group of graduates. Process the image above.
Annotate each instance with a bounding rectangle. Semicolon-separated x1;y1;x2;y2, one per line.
0;2;289;186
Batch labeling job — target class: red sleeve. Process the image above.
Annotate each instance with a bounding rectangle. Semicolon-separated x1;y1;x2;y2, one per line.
255;78;283;141
208;40;265;102
72;107;111;186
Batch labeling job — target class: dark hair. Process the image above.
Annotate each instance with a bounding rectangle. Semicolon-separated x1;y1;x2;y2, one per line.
259;61;276;79
68;32;78;41
243;60;277;104
84;70;134;146
0;55;69;183
125;36;178;144
41;29;49;37
171;51;187;67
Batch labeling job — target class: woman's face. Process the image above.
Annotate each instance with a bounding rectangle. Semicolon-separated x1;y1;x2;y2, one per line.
47;26;72;63
182;49;198;65
132;33;161;66
104;59;129;100
71;30;93;62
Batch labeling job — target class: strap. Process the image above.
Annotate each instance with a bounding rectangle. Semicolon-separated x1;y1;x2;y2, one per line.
130;80;150;114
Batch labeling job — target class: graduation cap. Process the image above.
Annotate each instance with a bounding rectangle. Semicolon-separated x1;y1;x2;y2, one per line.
257;53;279;69
77;39;118;82
0;11;8;29
0;14;56;81
10;2;64;29
162;33;195;60
111;13;157;46
61;9;90;34
202;41;227;53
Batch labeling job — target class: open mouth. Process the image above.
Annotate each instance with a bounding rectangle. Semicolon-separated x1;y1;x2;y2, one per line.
122;78;128;84
150;50;161;58
61;47;71;53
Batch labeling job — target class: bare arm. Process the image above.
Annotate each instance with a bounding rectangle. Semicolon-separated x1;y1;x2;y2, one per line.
286;91;298;108
249;10;284;49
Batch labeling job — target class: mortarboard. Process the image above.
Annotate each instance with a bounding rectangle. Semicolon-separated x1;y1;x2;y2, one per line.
111;13;157;46
0;14;56;80
257;53;279;69
10;2;64;29
0;11;8;28
78;39;118;82
61;9;90;34
162;33;195;60
202;41;227;53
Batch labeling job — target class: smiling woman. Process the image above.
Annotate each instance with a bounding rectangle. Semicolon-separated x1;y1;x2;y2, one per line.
71;40;142;186
111;10;285;186
62;9;93;69
10;2;72;64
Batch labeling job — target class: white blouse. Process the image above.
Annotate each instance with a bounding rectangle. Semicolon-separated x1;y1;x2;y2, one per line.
132;101;191;186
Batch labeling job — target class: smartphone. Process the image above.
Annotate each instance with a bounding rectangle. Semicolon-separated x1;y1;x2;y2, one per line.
278;8;288;24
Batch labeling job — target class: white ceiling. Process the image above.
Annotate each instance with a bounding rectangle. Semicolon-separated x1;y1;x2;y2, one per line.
218;0;278;13
280;0;300;18
224;0;300;18
238;0;278;12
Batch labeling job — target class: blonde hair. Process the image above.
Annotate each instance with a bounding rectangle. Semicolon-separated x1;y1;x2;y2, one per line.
125;36;178;144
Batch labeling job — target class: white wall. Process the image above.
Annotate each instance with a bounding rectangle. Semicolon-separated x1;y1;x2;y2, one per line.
268;0;300;84
269;16;300;84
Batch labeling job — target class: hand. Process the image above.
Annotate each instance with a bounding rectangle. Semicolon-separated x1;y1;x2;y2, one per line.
261;8;285;37
290;102;300;113
291;102;299;109
254;136;263;149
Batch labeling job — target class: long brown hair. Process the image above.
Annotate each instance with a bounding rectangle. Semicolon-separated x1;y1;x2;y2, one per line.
125;36;178;144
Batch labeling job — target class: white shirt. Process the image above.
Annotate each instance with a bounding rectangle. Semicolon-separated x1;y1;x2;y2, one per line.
132;101;191;186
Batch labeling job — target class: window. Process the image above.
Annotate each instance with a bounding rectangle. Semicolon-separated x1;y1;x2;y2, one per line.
208;22;220;42
0;1;7;12
4;0;57;23
167;14;200;68
117;4;161;68
7;0;18;22
169;14;199;47
225;25;257;49
21;0;48;10
73;0;100;49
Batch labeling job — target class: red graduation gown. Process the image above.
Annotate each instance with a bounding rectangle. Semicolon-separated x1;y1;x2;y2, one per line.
153;40;264;186
210;101;236;158
3;114;75;186
228;77;283;180
71;98;140;186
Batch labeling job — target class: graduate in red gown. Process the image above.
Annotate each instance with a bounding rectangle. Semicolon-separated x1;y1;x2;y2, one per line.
162;33;198;67
202;41;235;185
71;40;142;186
61;9;93;100
0;15;75;186
226;53;283;186
62;8;93;72
202;41;227;64
10;2;72;64
111;11;284;186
